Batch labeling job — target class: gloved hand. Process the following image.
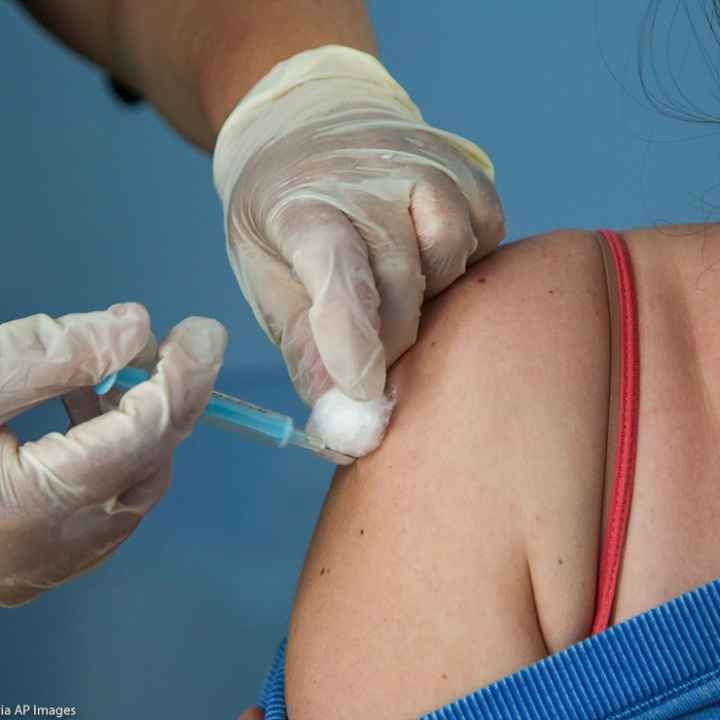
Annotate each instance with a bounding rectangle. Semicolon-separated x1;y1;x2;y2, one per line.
0;304;227;607
214;45;505;405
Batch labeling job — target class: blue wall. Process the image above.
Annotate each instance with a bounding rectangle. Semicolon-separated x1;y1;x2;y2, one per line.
2;2;720;716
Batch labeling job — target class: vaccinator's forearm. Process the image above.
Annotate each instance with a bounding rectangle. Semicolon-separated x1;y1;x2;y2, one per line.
20;0;377;150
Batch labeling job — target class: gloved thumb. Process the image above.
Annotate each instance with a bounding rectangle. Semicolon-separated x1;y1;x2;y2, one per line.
0;303;151;425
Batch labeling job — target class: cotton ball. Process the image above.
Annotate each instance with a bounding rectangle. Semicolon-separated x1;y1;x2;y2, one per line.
307;387;397;458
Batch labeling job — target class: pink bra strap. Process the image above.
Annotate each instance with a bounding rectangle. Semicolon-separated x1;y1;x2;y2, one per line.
591;230;641;635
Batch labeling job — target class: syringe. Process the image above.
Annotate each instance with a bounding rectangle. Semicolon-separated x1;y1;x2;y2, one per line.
95;367;354;465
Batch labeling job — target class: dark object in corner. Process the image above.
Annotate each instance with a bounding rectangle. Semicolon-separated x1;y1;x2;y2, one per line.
108;76;143;106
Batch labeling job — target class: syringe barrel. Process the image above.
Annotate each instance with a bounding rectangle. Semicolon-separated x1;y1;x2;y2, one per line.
203;391;294;447
108;368;295;448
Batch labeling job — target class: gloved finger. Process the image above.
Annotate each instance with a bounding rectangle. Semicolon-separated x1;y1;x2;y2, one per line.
272;201;384;401
12;317;227;510
409;134;504;267
120;315;227;439
62;333;159;428
281;306;335;405
128;331;159;371
226;241;334;405
0;303;151;425
411;170;480;299
462;166;506;265
358;197;426;367
112;452;172;515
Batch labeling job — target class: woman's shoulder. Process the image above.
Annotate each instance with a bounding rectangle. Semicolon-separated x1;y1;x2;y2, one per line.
424;227;606;331
285;228;614;719
284;223;720;719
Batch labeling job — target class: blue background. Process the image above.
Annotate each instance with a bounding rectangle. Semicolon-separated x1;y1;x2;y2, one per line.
2;1;720;717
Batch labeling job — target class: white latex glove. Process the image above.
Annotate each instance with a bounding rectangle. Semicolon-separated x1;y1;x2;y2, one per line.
0;304;227;607
214;45;505;405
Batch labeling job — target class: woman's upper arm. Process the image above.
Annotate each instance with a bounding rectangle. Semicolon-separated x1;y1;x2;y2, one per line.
286;231;611;720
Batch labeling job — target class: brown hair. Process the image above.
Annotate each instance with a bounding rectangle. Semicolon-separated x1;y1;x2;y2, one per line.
639;0;720;123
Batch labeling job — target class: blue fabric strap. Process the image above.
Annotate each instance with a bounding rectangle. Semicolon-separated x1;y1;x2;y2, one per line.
259;637;288;719
259;577;720;719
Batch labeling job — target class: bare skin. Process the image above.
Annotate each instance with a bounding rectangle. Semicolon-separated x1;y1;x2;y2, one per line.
284;224;720;719
238;708;264;720
18;0;376;150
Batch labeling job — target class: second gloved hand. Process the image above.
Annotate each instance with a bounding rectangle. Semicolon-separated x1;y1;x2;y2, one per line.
214;45;505;406
0;305;227;606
